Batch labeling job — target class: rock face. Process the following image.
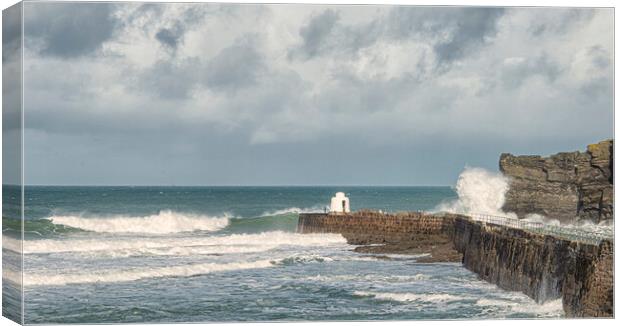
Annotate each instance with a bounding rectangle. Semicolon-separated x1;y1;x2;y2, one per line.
500;140;613;223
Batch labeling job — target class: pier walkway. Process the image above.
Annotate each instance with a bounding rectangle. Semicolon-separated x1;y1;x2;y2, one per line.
463;213;613;246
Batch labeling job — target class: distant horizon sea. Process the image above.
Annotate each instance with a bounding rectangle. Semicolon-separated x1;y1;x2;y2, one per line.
2;186;564;323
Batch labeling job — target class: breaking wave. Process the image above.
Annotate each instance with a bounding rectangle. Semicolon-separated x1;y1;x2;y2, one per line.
20;250;351;287
48;210;230;234
22;259;276;286
435;167;614;235
435;167;516;218
21;231;347;255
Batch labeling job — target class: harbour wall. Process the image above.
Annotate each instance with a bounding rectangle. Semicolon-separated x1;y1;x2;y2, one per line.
297;212;613;317
452;216;613;317
297;211;453;245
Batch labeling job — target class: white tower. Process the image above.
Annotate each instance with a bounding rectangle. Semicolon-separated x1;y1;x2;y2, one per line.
330;192;350;214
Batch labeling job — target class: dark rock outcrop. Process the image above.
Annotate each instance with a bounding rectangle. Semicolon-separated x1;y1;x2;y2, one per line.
500;140;613;223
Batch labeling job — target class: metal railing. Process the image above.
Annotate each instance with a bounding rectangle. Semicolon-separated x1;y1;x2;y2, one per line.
463;212;612;245
335;209;613;246
467;213;544;231
540;224;613;245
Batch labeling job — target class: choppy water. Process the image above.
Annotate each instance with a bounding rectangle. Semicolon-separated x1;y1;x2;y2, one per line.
3;186;564;323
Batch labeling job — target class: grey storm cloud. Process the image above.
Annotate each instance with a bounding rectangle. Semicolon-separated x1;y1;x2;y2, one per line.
288;9;382;60
17;3;613;186
501;54;562;89
290;7;505;66
577;45;613;97
2;3;21;63
383;7;506;66
24;2;118;58
430;8;505;64
528;8;597;37
136;36;266;99
289;9;340;60
138;58;201;99
156;26;184;50
203;38;265;91
152;6;208;51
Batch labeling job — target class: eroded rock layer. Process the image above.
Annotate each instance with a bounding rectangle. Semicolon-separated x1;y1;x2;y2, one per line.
500;140;613;223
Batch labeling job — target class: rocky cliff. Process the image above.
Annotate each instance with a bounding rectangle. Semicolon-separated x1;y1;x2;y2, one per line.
500;140;613;223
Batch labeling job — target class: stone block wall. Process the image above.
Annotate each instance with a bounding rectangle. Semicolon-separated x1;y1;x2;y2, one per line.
296;211;613;317
562;239;613;317
451;215;613;317
297;211;452;245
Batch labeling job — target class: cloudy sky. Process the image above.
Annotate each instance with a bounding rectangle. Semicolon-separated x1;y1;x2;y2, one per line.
11;2;614;185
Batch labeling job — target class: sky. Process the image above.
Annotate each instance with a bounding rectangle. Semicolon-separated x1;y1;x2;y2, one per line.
4;2;614;185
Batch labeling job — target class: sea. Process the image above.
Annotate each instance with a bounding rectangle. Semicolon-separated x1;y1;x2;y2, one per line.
2;186;564;323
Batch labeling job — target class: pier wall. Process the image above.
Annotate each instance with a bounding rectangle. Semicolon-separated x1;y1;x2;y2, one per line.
452;216;613;317
297;211;453;245
297;212;613;317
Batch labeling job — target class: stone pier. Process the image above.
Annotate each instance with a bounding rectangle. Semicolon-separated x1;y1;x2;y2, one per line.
297;211;613;317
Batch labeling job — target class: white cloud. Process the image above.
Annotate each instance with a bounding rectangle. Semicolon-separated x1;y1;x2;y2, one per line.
20;3;613;185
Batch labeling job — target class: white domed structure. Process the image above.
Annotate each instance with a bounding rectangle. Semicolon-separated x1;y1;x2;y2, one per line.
330;192;350;214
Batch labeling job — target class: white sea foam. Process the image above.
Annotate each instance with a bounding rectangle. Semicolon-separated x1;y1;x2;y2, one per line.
3;236;22;253
520;213;613;237
476;297;564;317
22;250;349;286
522;213;561;226
562;219;614;237
22;231;347;255
436;167;615;237
374;253;431;260
48;210;230;234
23;259;276;286
75;244;278;258
2;267;22;285
511;299;564;316
306;273;429;283
354;291;463;303
435;167;516;218
276;253;335;265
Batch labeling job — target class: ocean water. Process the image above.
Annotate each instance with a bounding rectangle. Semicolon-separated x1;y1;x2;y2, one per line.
3;186;564;323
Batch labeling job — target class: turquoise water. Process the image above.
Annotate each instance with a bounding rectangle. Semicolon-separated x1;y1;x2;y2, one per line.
3;186;564;323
